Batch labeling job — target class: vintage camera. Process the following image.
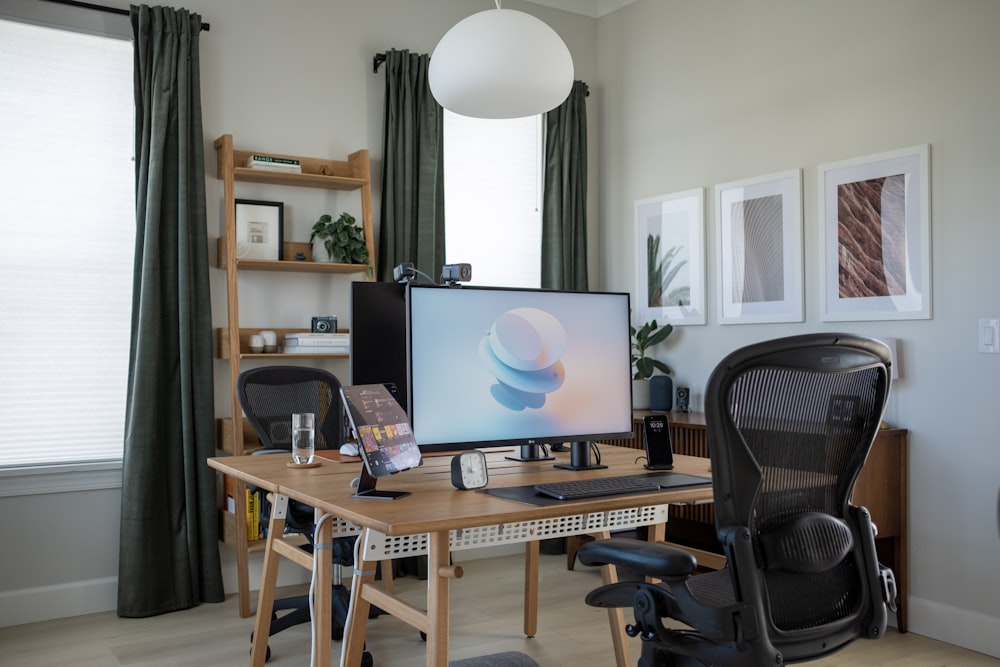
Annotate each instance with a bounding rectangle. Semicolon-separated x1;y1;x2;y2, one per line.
441;263;472;284
311;315;338;334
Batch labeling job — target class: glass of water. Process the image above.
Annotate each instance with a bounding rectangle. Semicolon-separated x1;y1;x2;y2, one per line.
291;413;315;464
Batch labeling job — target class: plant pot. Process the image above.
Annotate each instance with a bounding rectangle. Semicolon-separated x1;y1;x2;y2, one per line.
631;379;650;410
311;237;336;262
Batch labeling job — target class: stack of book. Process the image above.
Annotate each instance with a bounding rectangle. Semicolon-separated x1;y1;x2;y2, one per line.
282;332;350;354
225;476;266;541
245;154;302;173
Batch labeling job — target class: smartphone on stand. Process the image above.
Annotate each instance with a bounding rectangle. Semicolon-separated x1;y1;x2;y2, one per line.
642;414;674;470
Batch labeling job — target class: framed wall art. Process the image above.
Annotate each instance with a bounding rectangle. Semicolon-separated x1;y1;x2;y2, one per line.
634;188;705;325
715;169;803;324
235;199;284;261
819;145;930;321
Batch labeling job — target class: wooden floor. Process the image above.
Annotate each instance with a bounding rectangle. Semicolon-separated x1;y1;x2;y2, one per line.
2;552;997;667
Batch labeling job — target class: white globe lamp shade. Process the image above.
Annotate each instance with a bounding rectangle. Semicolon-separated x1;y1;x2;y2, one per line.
429;8;574;119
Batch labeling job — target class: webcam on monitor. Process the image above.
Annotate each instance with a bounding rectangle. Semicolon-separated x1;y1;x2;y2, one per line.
441;262;472;284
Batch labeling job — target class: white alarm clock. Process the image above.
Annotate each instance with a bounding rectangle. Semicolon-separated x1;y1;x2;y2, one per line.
451;450;489;490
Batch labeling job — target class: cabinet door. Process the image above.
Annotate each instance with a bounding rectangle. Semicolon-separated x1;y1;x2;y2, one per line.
851;430;904;537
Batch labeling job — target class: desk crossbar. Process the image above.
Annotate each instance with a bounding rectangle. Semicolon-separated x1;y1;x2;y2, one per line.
361;504;671;559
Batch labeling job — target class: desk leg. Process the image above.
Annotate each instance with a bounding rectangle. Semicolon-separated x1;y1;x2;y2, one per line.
594;529;632;667
314;513;333;667
425;530;452;667
341;529;374;667
523;541;539;638
250;495;288;667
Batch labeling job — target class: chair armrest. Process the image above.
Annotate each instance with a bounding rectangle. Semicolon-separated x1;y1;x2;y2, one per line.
578;537;698;579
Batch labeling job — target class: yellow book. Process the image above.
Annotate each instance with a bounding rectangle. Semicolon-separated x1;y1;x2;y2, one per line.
245;487;256;541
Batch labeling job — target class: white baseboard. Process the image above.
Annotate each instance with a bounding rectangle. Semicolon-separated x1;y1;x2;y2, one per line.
0;576;118;628
907;595;1000;658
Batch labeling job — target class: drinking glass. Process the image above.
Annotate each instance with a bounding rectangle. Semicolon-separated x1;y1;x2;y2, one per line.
291;413;315;464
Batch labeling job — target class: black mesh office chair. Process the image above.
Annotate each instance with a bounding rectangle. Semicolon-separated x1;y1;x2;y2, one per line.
237;366;371;664
578;333;898;666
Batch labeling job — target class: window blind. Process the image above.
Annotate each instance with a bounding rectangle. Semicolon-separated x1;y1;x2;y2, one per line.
0;18;134;467
443;110;543;288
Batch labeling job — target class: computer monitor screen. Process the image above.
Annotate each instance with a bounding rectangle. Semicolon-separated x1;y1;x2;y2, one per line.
350;281;408;409
406;285;633;453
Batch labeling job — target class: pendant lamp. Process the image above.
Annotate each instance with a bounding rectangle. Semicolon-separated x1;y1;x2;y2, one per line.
428;2;574;119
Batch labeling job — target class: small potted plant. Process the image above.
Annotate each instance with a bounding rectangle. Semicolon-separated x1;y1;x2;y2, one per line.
309;212;373;277
630;319;673;409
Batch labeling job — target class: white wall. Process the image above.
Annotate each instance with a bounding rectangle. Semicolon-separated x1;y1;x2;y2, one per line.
2;0;997;659
596;0;1000;657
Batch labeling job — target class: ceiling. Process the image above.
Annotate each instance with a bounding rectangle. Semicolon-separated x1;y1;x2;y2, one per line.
525;0;637;19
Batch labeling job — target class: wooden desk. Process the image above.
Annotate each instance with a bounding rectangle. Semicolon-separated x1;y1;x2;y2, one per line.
209;447;713;667
620;411;909;631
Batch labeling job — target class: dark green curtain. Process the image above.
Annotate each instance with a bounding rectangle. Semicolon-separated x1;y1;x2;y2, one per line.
378;49;445;282
541;81;589;291
118;4;224;618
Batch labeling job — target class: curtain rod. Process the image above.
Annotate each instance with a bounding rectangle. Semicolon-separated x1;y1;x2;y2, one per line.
373;51;588;97
39;0;211;31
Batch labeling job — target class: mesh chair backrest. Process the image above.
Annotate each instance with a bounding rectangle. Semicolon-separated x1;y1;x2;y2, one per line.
705;334;890;641
237;366;345;450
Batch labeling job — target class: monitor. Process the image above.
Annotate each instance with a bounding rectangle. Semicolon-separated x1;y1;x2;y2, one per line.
349;280;408;409
406;285;634;463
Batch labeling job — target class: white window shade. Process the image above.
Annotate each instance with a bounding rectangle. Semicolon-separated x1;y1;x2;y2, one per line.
443;110;542;288
0;19;134;467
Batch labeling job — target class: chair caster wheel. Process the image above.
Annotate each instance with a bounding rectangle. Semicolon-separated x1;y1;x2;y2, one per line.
362;650;374;667
249;633;272;662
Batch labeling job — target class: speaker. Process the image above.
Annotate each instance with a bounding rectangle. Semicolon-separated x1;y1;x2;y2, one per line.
649;375;673;411
675;386;690;412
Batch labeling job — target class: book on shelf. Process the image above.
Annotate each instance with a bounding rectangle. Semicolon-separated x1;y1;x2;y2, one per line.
245;487;257;541
247;154;299;166
246;162;302;173
283;332;350;347
281;345;350;354
245;155;302;173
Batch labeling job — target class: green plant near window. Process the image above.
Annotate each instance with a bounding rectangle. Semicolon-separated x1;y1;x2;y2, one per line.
647;234;690;308
310;212;373;278
630;319;674;380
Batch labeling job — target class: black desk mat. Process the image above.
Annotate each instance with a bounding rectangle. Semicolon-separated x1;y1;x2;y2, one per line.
478;471;711;507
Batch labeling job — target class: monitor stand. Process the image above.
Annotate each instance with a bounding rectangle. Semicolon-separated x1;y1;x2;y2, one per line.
553;441;607;471
505;444;555;462
352;465;411;500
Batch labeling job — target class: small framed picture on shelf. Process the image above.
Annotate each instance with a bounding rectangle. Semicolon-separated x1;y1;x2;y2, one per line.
235;199;283;261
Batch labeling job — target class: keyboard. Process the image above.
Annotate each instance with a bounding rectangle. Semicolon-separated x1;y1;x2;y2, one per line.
534;475;662;501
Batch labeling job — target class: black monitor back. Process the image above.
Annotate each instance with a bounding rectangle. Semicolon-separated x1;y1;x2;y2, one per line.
349;281;408;410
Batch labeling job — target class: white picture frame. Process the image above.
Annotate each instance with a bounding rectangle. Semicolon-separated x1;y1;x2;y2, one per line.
235;199;284;261
715;169;803;324
819;145;931;321
634;188;706;326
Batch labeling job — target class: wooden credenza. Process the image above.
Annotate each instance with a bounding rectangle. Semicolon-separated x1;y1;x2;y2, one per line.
611;411;909;632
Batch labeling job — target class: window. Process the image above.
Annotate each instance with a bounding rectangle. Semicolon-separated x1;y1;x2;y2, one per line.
443;110;543;288
0;18;134;468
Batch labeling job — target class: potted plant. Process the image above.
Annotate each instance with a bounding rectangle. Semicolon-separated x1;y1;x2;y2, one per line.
309;212;373;277
630;319;673;409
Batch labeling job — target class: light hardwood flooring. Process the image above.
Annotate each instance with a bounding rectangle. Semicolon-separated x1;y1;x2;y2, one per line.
2;552;997;667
